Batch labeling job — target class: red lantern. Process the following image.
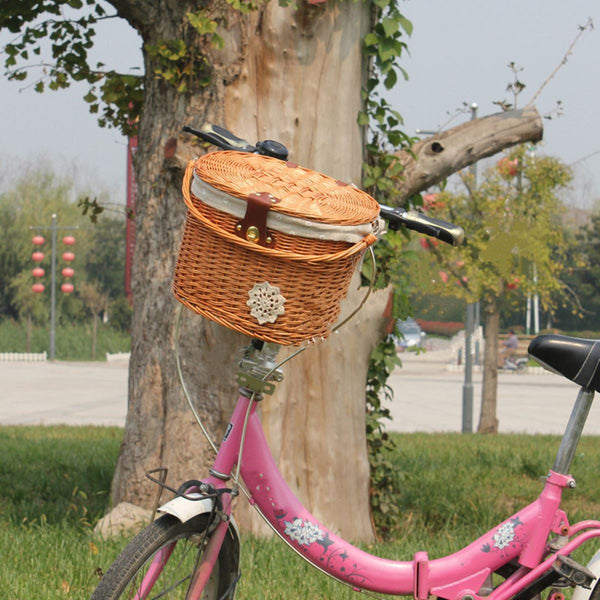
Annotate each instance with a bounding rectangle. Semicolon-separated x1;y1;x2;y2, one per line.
62;251;75;262
62;235;76;246
32;283;45;293
62;267;75;278
61;283;74;294
32;267;45;277
32;251;44;262
32;235;45;245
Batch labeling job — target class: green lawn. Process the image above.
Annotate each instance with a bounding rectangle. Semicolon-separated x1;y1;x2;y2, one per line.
1;426;599;599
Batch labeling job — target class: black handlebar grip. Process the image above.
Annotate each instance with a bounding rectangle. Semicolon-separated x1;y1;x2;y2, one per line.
379;205;464;246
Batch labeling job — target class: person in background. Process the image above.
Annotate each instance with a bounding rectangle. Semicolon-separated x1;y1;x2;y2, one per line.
499;329;518;366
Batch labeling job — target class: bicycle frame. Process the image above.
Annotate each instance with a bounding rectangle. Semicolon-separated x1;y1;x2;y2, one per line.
191;389;600;599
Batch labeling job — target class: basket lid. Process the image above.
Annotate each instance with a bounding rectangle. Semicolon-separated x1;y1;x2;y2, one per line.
193;151;380;226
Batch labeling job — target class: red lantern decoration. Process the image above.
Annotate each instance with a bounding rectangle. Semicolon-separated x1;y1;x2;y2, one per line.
62;251;75;262
32;267;45;277
62;235;76;246
32;283;45;293
61;283;74;294
62;267;75;278
32;235;45;245
32;251;45;262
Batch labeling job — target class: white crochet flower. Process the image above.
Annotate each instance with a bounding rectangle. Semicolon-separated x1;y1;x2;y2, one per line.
247;282;286;324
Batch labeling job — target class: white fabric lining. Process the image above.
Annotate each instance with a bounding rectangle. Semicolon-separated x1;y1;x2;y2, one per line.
191;174;382;243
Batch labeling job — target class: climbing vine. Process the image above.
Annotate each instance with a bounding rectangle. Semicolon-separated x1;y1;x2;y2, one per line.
360;0;416;535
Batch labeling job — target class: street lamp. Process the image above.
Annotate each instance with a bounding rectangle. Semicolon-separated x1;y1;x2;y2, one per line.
30;214;78;360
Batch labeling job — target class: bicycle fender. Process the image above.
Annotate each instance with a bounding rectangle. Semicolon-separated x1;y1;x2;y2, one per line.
158;493;216;522
157;493;240;537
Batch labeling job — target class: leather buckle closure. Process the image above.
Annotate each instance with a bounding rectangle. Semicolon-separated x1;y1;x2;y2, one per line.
235;192;281;247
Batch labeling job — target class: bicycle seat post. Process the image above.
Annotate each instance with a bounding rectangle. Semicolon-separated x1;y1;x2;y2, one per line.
552;387;595;474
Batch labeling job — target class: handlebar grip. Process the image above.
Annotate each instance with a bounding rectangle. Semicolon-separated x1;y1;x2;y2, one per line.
379;205;465;246
182;124;256;153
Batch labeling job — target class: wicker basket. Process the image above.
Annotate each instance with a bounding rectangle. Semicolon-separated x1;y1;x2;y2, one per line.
173;151;380;345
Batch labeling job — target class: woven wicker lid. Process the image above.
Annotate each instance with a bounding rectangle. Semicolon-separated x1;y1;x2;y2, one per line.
193;151;380;226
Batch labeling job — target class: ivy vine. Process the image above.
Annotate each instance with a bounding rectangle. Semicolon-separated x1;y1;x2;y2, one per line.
360;0;415;536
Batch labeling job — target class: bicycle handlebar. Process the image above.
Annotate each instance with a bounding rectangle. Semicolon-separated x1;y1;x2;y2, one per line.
183;124;464;246
379;205;465;246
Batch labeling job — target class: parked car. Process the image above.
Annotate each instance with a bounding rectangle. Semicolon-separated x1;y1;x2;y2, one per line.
395;318;425;349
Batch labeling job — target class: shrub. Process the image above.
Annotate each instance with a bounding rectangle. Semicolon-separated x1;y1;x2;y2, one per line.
416;319;464;337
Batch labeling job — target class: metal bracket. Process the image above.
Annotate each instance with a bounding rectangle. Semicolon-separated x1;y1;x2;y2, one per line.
236;372;276;395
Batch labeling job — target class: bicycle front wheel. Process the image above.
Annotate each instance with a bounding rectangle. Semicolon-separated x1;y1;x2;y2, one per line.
90;513;239;600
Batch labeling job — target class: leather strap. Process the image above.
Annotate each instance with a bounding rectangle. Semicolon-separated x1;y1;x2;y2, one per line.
236;192;281;247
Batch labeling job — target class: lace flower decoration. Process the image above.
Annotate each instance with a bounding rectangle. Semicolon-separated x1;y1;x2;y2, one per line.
247;281;286;324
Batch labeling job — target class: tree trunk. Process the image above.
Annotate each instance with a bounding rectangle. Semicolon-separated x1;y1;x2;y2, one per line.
26;314;31;353
91;313;97;361
110;0;379;541
108;0;544;541
478;297;500;434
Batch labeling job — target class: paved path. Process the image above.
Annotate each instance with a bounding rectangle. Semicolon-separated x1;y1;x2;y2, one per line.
0;360;129;426
388;352;600;435
1;353;599;436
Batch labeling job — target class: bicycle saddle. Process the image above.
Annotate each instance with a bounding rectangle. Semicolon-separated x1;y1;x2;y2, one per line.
528;334;600;392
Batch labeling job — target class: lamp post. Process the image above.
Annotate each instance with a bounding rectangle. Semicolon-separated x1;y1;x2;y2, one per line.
30;214;78;360
462;102;479;433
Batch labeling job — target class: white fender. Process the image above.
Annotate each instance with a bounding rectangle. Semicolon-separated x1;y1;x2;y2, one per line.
157;492;240;539
572;549;600;600
158;492;215;522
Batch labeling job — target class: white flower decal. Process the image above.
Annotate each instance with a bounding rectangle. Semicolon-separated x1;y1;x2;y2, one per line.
247;281;286;325
283;518;324;546
493;521;516;549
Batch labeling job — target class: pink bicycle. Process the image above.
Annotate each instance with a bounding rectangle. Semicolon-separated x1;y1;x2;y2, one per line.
90;127;600;600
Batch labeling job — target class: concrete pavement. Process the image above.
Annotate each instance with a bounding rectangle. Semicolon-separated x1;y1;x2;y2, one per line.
0;360;128;426
1;351;599;435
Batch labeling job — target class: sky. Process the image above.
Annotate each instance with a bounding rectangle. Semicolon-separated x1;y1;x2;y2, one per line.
0;1;598;209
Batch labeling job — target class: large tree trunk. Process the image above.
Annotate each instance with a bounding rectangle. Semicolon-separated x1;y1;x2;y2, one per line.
108;0;544;541
478;297;500;434
110;0;380;541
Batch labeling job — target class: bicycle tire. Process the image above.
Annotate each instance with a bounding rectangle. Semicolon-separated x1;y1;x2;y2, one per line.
90;513;239;600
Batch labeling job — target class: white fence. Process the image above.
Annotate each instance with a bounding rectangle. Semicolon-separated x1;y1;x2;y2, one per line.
0;352;47;361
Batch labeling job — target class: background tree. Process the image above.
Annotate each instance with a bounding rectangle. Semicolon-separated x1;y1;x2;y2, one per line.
1;1;543;540
79;281;110;360
9;270;47;350
411;146;571;433
553;212;600;332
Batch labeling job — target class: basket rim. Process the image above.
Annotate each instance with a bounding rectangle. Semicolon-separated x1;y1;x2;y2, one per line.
182;161;378;264
191;174;382;244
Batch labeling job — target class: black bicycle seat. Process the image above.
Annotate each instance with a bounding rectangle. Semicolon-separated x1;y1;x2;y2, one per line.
528;334;600;392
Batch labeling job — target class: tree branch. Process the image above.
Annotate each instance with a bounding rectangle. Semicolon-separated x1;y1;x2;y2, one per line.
394;106;543;201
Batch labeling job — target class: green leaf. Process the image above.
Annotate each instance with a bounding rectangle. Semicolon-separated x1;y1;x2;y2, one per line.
357;111;370;126
398;15;413;36
381;17;399;38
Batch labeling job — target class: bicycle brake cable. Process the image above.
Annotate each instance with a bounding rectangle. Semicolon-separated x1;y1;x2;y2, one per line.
174;304;219;455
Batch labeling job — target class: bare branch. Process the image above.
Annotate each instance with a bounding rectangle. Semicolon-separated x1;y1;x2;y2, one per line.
526;17;594;108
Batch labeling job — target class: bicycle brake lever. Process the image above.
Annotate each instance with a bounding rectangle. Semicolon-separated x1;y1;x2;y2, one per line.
182;124;256;153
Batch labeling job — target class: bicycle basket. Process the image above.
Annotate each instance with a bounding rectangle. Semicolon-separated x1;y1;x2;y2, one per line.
173;151;381;345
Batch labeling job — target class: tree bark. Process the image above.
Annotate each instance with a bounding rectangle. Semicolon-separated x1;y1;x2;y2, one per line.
108;0;544;541
478;297;500;434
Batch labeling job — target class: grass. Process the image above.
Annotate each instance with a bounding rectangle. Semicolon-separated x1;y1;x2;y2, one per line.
0;320;130;360
1;427;599;599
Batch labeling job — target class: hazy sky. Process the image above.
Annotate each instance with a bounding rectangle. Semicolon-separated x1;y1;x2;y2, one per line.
1;1;598;207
